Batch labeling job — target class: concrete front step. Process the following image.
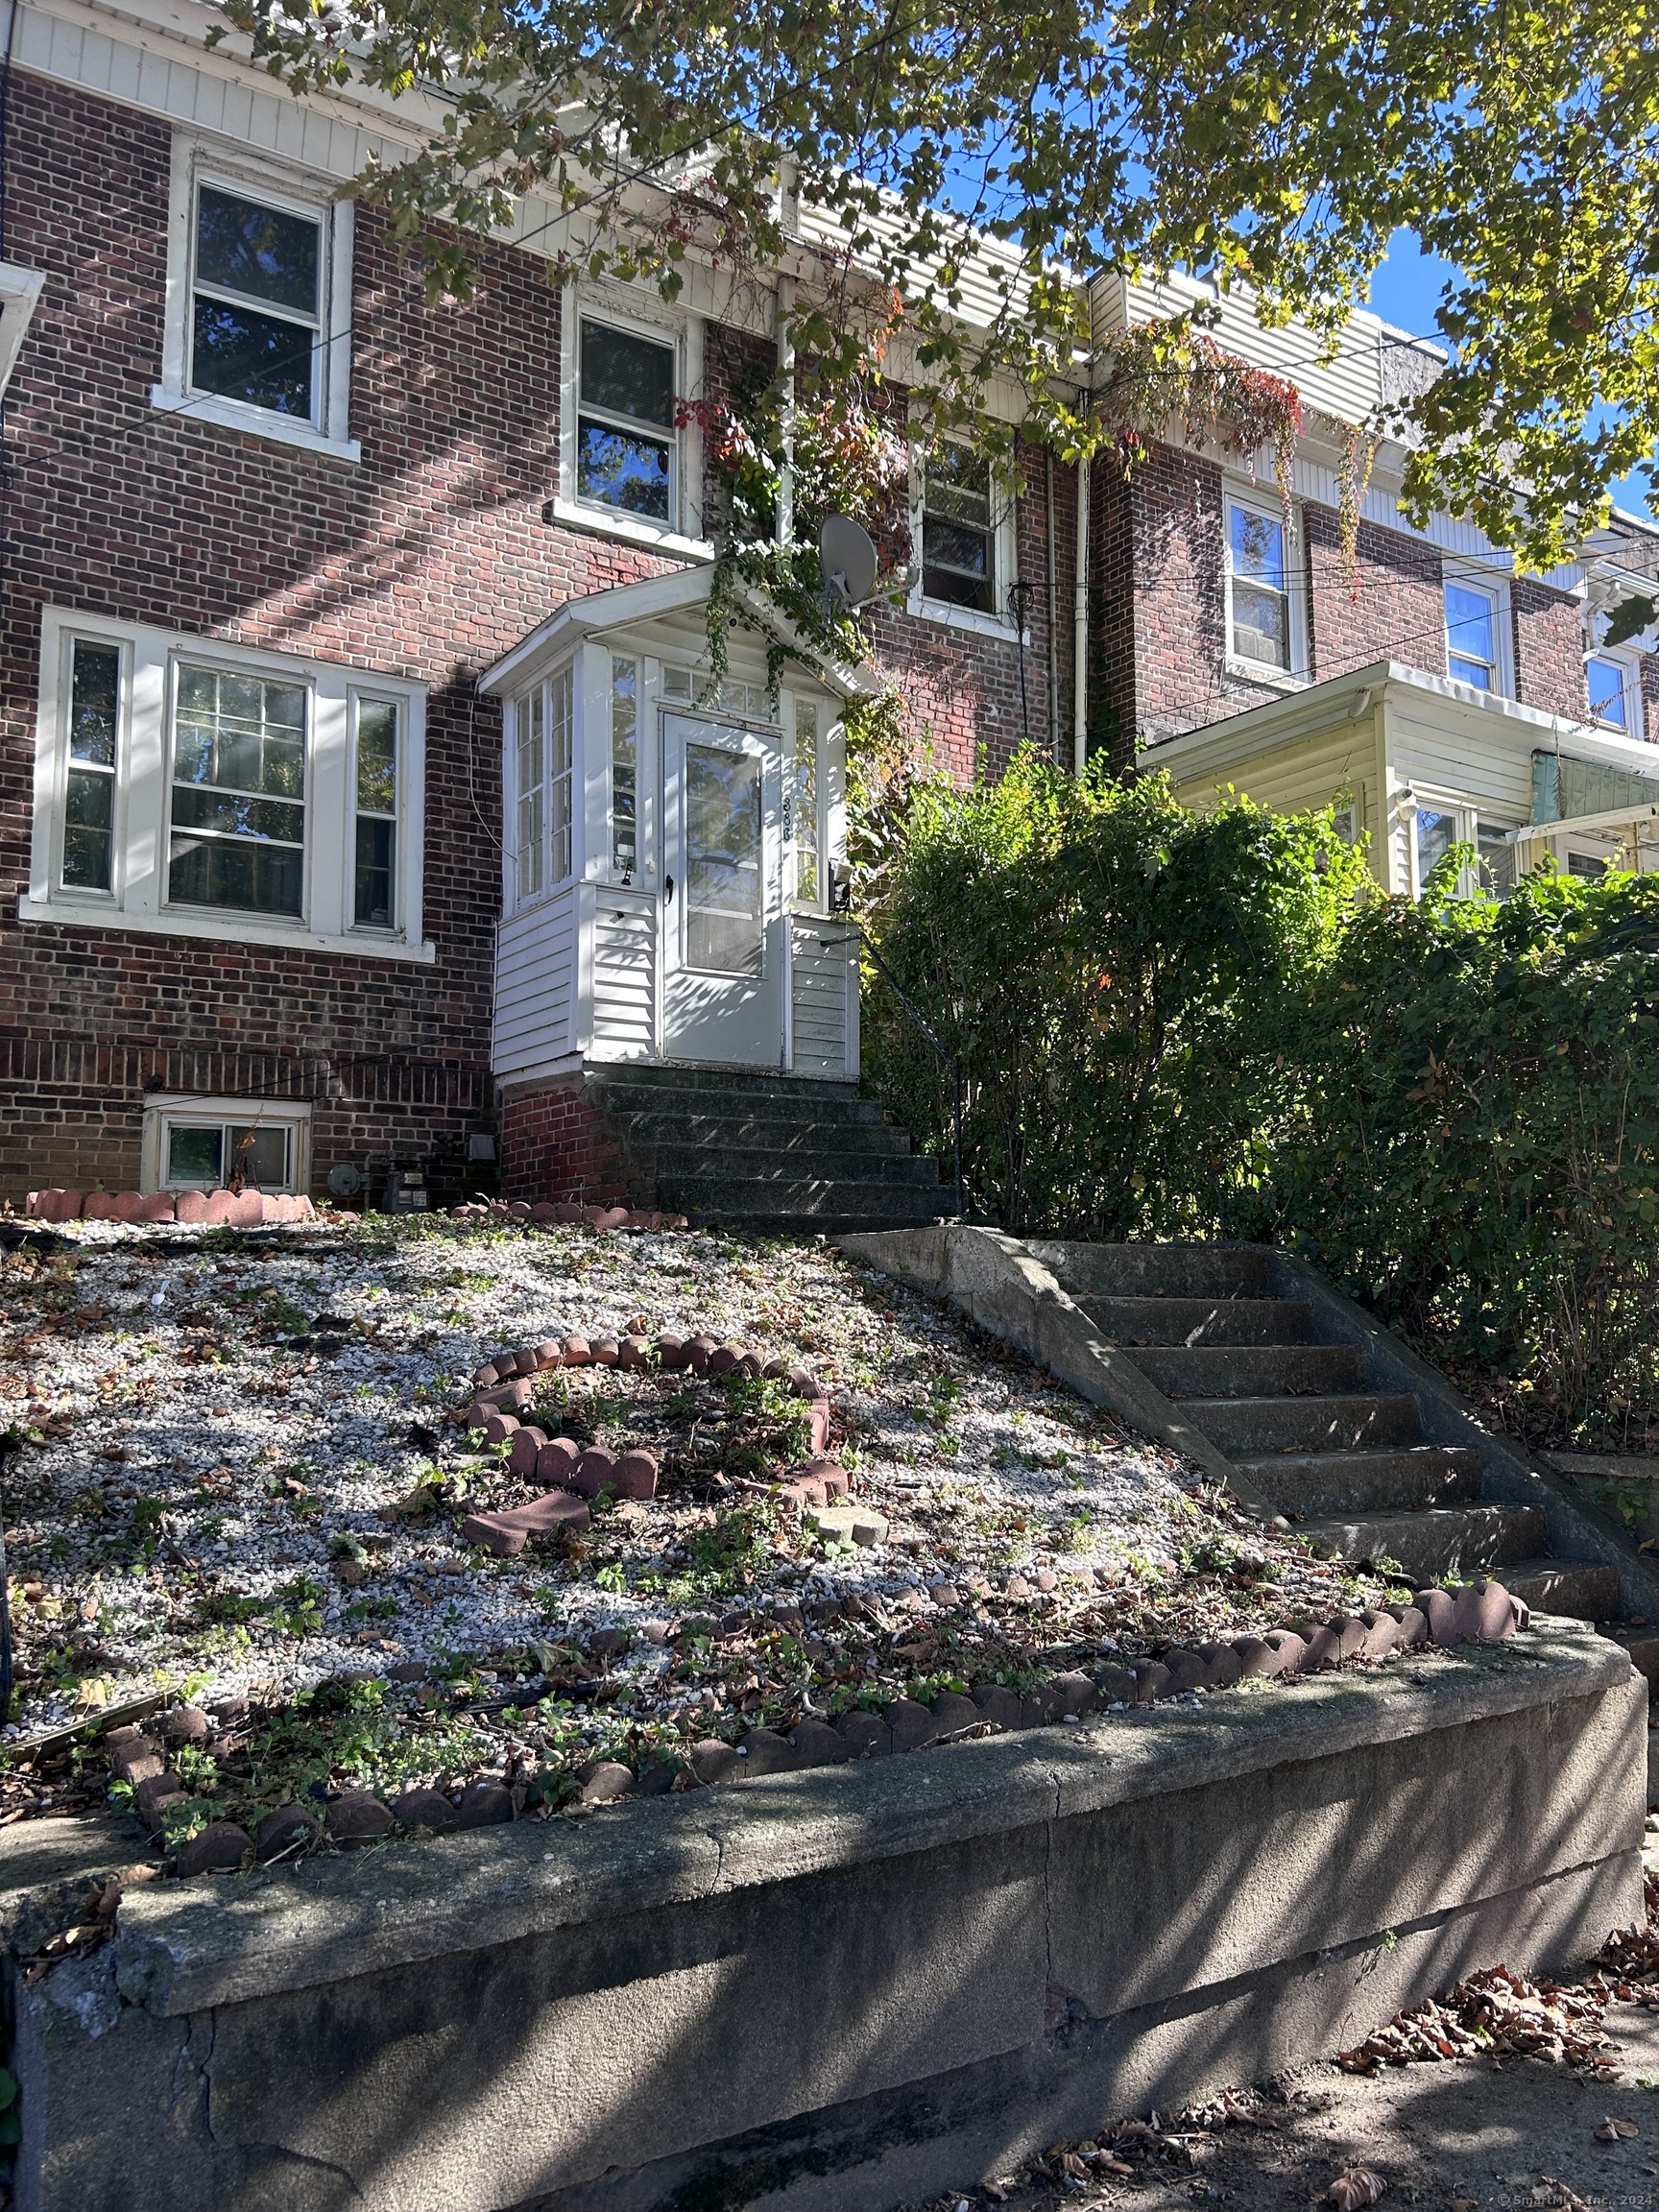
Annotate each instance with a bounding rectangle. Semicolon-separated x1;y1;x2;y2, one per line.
1299;1502;1546;1582
590;1076;888;1126
635;1143;940;1190
1180;1391;1423;1457
618;1112;916;1156
1045;1243;1278;1302
1142;1342;1364;1399
1236;1443;1483;1518
1601;1622;1659;1682
1077;1294;1314;1348
655;1176;945;1229
1504;1557;1624;1623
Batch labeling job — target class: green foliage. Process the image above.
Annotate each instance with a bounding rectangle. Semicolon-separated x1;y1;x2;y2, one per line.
216;0;1659;561
865;769;1659;1440
1269;862;1659;1445
863;751;1366;1237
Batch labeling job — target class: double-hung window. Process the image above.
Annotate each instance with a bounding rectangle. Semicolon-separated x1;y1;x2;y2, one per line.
512;666;574;905
1226;496;1297;673
921;445;997;613
1587;650;1643;737
154;140;356;460
577;321;677;521
27;610;426;955
1445;578;1503;691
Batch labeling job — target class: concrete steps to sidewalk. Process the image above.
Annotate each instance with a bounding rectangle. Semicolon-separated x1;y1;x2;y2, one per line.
1042;1241;1657;1681
583;1066;943;1237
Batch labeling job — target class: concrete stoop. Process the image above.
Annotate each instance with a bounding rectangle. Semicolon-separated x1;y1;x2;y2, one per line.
844;1228;1659;1805
2;1630;1645;2212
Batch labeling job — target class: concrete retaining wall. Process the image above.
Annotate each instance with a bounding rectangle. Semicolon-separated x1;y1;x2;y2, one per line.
3;1626;1646;2212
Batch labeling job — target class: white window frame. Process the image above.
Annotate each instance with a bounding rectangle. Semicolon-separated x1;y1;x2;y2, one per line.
1223;483;1308;687
1442;564;1513;698
504;661;577;915
1406;791;1522;900
151;135;359;464
24;607;430;959
551;287;709;558
1585;644;1645;739
140;1094;311;1197
907;433;1022;640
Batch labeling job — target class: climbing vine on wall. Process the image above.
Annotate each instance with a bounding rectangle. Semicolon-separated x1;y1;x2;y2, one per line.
681;360;913;686
1094;315;1304;517
1338;423;1382;600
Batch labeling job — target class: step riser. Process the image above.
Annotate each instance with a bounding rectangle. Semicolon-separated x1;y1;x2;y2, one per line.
1299;1504;1547;1583
592;1083;886;1127
1237;1447;1483;1518
1079;1296;1313;1347
1137;1344;1364;1399
661;1180;943;1223
617;1117;914;1155
1043;1243;1276;1301
1184;1395;1424;1455
632;1147;941;1190
1507;1562;1623;1623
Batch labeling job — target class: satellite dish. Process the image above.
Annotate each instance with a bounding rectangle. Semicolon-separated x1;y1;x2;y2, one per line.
326;1163;363;1198
819;514;878;611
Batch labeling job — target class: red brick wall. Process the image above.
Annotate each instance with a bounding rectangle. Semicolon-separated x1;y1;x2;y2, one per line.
499;1076;627;1205
1306;505;1446;685
1512;578;1587;720
0;69;683;1199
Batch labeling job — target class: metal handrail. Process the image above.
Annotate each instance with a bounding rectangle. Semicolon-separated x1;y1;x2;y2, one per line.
848;924;967;1222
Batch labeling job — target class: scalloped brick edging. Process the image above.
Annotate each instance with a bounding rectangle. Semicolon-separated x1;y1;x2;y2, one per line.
451;1199;688;1231
21;1188;317;1226
447;1329;844;1553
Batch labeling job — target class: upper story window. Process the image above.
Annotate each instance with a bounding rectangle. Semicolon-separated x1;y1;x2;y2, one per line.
153;140;358;463
24;609;427;958
921;445;997;613
1225;494;1300;675
1587;650;1643;737
191;185;321;421
512;665;574;907
1445;578;1502;691
578;321;676;520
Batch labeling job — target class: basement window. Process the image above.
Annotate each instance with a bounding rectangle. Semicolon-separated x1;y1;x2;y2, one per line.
141;1095;310;1195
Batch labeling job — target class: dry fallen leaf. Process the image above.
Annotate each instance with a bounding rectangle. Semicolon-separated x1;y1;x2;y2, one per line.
1594;2116;1639;2141
1328;2170;1387;2210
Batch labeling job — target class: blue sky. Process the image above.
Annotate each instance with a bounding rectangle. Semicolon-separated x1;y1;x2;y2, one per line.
1366;231;1654;524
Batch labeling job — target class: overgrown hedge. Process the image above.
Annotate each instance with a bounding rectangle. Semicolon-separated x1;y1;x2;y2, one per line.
861;752;1659;1444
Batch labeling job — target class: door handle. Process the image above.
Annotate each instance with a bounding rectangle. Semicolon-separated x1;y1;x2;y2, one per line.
664;873;675;906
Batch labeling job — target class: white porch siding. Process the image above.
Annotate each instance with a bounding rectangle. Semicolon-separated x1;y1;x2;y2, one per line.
587;886;658;1062
492;884;578;1079
790;918;858;1080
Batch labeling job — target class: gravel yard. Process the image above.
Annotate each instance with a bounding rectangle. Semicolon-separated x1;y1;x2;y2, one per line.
0;1214;1403;1854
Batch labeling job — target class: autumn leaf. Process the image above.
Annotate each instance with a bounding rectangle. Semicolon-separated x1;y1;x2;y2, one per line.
1328;2170;1387;2210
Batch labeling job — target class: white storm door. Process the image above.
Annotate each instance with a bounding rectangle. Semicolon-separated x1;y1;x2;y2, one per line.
661;711;784;1066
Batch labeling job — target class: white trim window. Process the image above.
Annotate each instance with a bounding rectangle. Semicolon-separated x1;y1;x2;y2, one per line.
25;609;428;958
910;438;1020;637
141;1094;310;1196
789;695;822;910
152;137;358;463
1225;491;1303;678
1444;572;1510;695
511;664;574;908
1586;648;1644;737
553;294;706;554
1408;797;1520;900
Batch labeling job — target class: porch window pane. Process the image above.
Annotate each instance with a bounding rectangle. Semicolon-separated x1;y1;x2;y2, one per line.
792;697;819;907
685;742;763;975
549;664;573;884
611;657;637;873
1415;807;1458;884
1477;820;1516;898
168;666;306;916
516;688;545;901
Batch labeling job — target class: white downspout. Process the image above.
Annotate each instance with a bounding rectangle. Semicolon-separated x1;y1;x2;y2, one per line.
1072;456;1091;775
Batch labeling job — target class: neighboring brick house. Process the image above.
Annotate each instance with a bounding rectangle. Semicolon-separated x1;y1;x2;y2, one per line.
1;0;1655;1212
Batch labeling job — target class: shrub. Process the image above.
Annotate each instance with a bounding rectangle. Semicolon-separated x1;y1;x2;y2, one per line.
862;754;1659;1442
860;750;1365;1237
